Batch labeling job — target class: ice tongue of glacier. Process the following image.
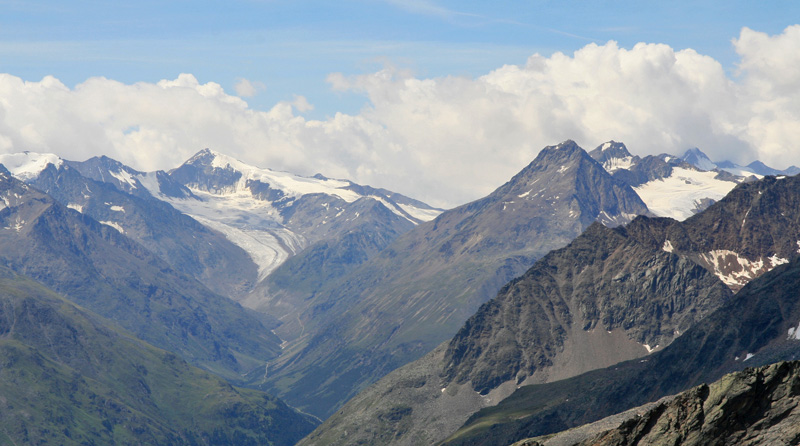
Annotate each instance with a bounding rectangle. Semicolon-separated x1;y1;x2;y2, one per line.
141;149;441;284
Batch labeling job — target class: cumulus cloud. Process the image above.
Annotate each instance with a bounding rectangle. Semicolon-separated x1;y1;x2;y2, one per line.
0;26;799;208
233;78;266;98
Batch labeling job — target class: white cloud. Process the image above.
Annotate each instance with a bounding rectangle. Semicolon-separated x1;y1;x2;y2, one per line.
234;78;266;98
0;26;798;208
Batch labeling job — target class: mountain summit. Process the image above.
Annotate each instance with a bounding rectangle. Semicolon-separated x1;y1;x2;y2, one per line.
262;140;651;418
681;147;717;171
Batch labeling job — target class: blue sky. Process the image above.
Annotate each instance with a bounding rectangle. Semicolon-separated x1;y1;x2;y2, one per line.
0;1;799;207
2;0;797;118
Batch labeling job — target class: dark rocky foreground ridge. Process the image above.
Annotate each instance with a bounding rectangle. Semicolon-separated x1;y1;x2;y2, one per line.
515;361;800;446
303;173;800;445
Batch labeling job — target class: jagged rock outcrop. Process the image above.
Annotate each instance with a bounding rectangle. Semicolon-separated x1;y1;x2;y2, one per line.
442;222;730;394
517;361;800;446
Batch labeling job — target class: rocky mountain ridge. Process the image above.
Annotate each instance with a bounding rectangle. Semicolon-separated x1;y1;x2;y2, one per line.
0;168;282;382
303;170;800;445
3;141;797;439
266;140;654;418
441;237;800;446
27;159;260;300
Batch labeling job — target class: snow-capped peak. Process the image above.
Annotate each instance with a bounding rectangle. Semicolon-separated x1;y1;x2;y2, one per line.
0;151;63;181
588;141;636;173
182;148;364;203
682;148;717;172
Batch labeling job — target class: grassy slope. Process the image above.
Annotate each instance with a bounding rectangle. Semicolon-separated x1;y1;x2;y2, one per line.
0;267;318;445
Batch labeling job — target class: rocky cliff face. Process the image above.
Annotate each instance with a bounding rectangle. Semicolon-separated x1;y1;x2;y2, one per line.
299;219;732;446
441;245;800;446
442;221;731;394
518;361;800;446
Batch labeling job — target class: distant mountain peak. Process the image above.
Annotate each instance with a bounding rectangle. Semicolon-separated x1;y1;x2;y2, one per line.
529;140;586;169
682;147;717;171
183;147;228;167
588;141;637;173
0;151;63;181
550;139;582;153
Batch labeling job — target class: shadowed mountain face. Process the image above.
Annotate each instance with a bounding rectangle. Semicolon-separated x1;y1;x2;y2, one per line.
0;265;317;445
264;140;652;418
442;247;800;446
0;169;281;381
302;172;800;445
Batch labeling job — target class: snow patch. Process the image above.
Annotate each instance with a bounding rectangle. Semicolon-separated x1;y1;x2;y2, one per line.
396;203;441;222
557;165;569;173
109;169;138;189
136;172;161;195
100;221;124;233
206;151;362;202
67;203;84;213
719;166;763;178
699;250;788;289
4;216;26;232
189;213;304;281
109;205;125;212
367;195;419;224
744;353;754;361
788;322;800;341
662;240;674;253
602;156;635;173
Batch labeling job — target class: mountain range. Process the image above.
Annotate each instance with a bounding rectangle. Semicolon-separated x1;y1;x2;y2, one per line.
1;139;798;445
258;140;655;417
301;159;800;444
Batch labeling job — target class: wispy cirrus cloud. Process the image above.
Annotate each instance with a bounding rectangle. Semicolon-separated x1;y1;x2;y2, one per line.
380;0;483;21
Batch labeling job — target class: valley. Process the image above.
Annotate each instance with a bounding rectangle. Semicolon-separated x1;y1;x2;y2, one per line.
1;140;799;445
